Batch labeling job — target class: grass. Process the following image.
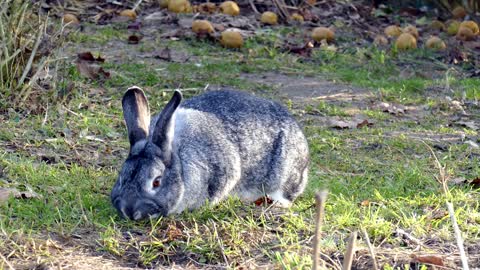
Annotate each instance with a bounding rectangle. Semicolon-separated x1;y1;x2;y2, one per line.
1;20;479;269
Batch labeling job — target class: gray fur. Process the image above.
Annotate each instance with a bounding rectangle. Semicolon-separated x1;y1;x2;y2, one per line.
111;88;309;220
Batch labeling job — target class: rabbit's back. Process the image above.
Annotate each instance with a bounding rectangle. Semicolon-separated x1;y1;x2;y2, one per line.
174;90;308;207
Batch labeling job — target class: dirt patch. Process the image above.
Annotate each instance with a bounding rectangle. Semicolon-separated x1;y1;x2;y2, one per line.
241;72;373;104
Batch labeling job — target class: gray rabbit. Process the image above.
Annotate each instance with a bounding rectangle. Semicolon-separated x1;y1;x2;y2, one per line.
111;87;309;220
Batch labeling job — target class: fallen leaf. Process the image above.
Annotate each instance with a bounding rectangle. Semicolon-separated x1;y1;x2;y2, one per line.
76;61;110;80
469;177;480;189
285;41;314;56
155;47;172;61
160;29;183;40
213;23;225;32
411;254;445;267
430;209;448;220
465;140;479;148
360;200;370;207
328;117;373;129
376;102;406;115
127;21;142;30
254;196;273;206
77;52;105;62
166;224;183;241
0;187;41;204
455;120;478;130
128;35;142;44
356;119;374;128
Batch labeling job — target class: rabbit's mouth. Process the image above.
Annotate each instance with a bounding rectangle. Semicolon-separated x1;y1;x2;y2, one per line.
112;197;166;220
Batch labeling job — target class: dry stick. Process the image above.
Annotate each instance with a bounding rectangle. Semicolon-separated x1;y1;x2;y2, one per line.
312;190;328;270
446;202;469;270
361;228;379;270
248;0;260;14
342;231;357;270
16;19;44;90
132;0;144;11
0;253;14;270
212;222;229;268
272;0;289;19
422;141;470;270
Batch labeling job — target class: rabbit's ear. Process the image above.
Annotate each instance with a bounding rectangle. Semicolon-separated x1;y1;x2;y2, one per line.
152;90;182;162
122;86;151;146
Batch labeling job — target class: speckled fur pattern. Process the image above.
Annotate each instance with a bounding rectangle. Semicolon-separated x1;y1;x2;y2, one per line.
111;87;309;220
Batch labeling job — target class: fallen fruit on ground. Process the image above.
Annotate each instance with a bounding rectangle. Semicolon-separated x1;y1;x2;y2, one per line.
312;27;334;42
220;30;243;48
219;1;240;16
192;20;214;35
425;36;446;50
447;20;461;35
159;0;169;8
403;25;419;38
459;20;479;35
373;35;388;46
63;13;79;24
452;6;467;19
261;11;278;25
395;33;417;50
168;0;192;13
384;25;402;37
291;13;304;22
429;20;445;31
456;26;475;41
119;9;137;20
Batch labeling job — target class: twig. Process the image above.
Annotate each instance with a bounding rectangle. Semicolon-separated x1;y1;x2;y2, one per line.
0;252;14;270
361;228;379;270
395;228;428;249
42;103;49;127
342;231;357;270
272;0;290;19
421;141;449;195
422;140;469;269
313;190;328;270
446;202;470;270
132;0;144;11
16;18;44;89
248;0;260;14
212;223;229;268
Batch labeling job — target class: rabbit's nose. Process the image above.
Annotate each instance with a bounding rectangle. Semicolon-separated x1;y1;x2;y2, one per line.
118;200;138;220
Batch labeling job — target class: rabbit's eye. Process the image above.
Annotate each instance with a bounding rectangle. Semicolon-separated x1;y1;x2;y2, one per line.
152;178;160;188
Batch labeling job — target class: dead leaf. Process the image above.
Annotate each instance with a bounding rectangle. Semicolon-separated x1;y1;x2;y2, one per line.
455;120;479;130
128;35;141;44
127;21;142;30
411;254;445;267
166;224;183;241
0;187;41;203
155;47;172;61
76;61;110;80
254;196;273;206
360;200;370;207
448;47;468;64
469;177;480;189
213;23;225;32
328;117;373;129
77;52;105;62
376;102;406;115
450;176;480;189
356;119;374;128
160;29;183;40
285;41;314;56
